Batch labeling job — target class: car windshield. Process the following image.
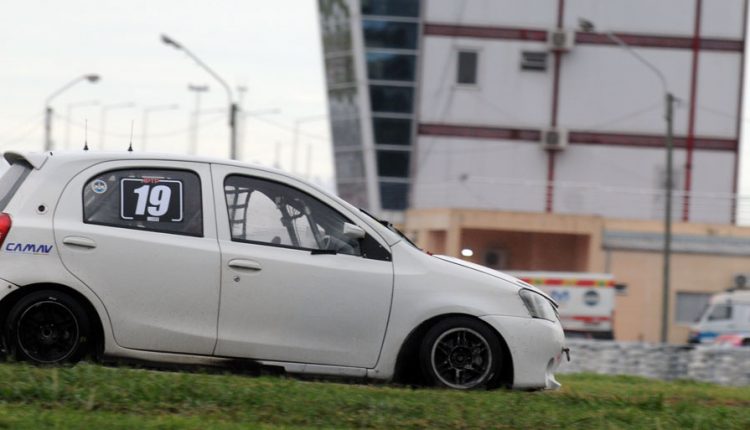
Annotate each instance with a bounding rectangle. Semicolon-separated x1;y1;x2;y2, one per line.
0;160;32;212
358;208;421;250
706;304;732;321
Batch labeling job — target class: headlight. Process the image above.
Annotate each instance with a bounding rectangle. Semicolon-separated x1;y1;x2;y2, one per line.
519;289;558;322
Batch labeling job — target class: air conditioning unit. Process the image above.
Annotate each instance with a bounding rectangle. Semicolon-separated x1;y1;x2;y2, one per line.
732;273;750;290
540;128;568;151
547;29;574;52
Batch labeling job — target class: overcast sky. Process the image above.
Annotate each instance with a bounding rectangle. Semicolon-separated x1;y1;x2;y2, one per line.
0;0;333;187
3;2;750;221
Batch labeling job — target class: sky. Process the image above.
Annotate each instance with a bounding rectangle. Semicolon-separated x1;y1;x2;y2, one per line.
3;1;750;222
0;0;333;188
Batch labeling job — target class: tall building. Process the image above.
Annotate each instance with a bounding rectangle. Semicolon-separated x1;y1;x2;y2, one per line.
318;0;749;343
319;0;745;223
413;0;745;225
319;0;422;218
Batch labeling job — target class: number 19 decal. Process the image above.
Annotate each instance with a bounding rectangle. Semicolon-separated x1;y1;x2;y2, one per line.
121;178;183;222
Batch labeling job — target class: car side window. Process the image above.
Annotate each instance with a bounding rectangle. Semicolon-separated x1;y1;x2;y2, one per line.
224;175;361;256
83;169;203;237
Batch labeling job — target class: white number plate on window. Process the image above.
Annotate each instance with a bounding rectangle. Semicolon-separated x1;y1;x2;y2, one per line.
120;178;183;222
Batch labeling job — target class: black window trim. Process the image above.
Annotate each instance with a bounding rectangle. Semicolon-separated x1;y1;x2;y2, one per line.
223;173;392;261
82;167;205;238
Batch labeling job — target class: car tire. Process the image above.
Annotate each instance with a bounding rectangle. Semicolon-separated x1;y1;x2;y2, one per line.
419;317;504;389
5;290;91;364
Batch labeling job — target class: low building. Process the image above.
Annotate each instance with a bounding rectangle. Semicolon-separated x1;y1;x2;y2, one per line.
406;208;750;343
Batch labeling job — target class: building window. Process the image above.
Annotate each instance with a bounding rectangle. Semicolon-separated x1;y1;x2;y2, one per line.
363;20;418;50
367;52;417;81
362;0;419;17
675;292;712;323
380;182;409;210
373;117;412;145
325;56;356;86
457;51;478;85
521;51;548;72
377;150;411;178
369;85;414;113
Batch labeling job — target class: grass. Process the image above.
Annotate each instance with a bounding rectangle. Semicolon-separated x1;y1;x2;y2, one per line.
0;362;748;429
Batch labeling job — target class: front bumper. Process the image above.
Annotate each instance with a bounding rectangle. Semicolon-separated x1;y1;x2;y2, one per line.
481;315;566;390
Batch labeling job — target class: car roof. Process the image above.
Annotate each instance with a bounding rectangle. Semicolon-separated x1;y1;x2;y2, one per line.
4;150;290;177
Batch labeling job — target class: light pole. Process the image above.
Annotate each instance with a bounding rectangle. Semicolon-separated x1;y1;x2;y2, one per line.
187;84;209;155
99;102;135;150
141;104;179;151
44;74;100;151
292;115;328;175
65;100;99;149
161;34;238;159
579;18;676;344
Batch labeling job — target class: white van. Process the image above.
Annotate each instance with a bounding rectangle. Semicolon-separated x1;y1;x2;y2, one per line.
688;289;750;344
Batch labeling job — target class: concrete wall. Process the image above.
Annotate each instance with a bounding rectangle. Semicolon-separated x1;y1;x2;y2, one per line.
559;340;750;386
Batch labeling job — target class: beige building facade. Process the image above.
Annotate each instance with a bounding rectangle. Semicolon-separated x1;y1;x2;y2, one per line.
406;208;750;344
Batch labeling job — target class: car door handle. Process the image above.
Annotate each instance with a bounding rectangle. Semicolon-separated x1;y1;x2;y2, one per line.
228;259;262;271
62;236;97;249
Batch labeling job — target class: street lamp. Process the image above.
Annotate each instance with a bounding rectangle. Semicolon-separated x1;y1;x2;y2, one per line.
141;104;179;151
65;100;99;149
44;74;100;151
99;102;136;150
579;18;676;344
161;34;239;159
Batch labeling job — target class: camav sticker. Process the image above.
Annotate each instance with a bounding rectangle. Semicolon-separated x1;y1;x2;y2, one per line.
120;178;184;222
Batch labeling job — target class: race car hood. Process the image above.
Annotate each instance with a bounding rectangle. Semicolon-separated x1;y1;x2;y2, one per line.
434;255;557;306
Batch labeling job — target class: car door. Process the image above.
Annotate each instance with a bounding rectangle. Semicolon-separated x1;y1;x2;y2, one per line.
54;160;220;355
211;164;394;368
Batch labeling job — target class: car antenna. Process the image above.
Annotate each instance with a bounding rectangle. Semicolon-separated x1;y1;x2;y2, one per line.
83;119;89;151
127;120;134;152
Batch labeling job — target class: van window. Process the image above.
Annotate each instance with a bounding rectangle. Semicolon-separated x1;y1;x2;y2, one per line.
707;304;732;321
0;161;32;211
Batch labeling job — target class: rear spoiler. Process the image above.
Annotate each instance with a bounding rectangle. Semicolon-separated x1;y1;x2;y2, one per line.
3;151;48;170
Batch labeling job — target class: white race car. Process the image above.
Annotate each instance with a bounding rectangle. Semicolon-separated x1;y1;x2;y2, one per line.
0;151;565;390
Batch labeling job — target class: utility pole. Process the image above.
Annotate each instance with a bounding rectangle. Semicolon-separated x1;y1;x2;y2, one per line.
661;92;675;344
579;18;675;344
161;34;238;160
43;74;100;151
188;84;209;155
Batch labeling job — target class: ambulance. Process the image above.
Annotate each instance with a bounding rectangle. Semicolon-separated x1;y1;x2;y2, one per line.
688;288;750;344
508;272;616;339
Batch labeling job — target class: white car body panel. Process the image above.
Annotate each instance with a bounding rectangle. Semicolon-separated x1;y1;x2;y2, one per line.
53;160;220;354
210;164;394;368
0;151;566;389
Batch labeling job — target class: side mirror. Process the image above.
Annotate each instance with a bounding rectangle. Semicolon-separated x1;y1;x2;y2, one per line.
342;222;366;240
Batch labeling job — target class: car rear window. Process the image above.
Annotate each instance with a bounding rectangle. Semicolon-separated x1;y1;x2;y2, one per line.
83;168;203;237
0;160;32;212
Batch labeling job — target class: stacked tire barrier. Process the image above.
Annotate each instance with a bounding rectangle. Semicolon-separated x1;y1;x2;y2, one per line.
558;340;750;386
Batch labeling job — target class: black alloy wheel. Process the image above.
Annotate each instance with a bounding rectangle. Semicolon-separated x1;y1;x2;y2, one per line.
6;290;91;364
420;317;504;389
